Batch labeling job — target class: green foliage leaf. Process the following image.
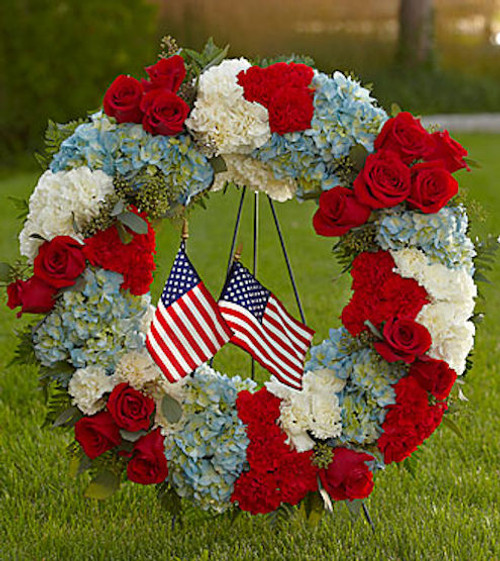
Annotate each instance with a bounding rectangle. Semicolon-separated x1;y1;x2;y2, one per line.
53;405;80;428
35;118;87;169
110;199;126;217
84;469;120;500
464;157;481;169
442;416;465;439
209;155;227;174
8;327;38;368
116;222;134;244
157;482;183;518
391;103;402;117
0;262;12;282
8;196;29;221
299;492;324;527
349;144;369;172
182;38;230;78
117;211;149;235
161;394;183;424
119;429;148;442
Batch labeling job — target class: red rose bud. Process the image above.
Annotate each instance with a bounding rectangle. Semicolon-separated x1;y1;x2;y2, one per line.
319;447;374;501
374;316;432;363
268;86;314;135
408;161;459;214
33;236;86;289
140;91;190;136
409;358;457;400
313;187;371;237
127;428;168;485
107;383;155;432
143;55;186;93
374;111;435;164
6;276;57;317
103;75;144;124
353;150;411;209
75;411;121;460
427;130;469;174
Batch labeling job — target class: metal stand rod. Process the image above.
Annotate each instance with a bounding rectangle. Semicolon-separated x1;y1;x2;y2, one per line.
362;502;375;534
267;196;306;324
225;186;247;279
251;191;259;380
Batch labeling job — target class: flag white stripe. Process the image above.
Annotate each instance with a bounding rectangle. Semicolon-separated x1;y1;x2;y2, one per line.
170;298;213;359
263;307;310;353
157;300;205;365
219;302;304;371
266;296;313;344
146;330;184;382
194;287;232;343
261;313;306;359
152;314;193;374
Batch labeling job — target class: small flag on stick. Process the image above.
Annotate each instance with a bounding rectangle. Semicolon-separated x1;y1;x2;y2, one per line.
146;242;232;383
218;262;314;390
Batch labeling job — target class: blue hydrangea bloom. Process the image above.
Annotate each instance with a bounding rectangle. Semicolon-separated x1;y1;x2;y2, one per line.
306;327;406;445
33;268;150;373
50;113;214;205
375;204;476;273
165;365;256;513
253;71;387;198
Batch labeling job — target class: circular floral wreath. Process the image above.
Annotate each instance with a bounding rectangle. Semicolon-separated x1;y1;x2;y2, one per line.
4;37;483;518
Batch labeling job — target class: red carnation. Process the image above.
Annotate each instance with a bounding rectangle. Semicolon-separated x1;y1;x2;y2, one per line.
143;55;186;93
353;150;411;209
6;276;57;317
268;86;314;135
426;130;469;174
103;75;144;124
408;161;459;214
375;316;432;363
84;209;156;295
127;428;168;485
140;90;189;136
75;411;121;459
374;112;435;164
33;236;86;289
319;447;374;501
409;358;457;400
237;66;271;105
313;187;372;237
107;383;155;432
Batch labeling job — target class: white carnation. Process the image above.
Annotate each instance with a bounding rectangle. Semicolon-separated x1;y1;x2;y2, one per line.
267;369;345;451
391;247;477;375
68;366;117;415
115;349;162;391
186;58;271;156
19;167;115;261
212;154;297;202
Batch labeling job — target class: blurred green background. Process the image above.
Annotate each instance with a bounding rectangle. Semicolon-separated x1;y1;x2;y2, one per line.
2;0;500;167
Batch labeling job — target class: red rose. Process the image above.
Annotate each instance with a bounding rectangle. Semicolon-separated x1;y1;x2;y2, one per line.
409;358;457;400
319;447;374;501
33;236;86;289
426;130;469;174
75;411;121;459
107;383;155;432
268;86;314;135
6;276;57;317
103;75;144;124
143;55;186;93
140;91;190;136
313;187;372;237
374;112;435;164
353;150;411;209
127;428;168;485
374;316;432;363
407;161;458;214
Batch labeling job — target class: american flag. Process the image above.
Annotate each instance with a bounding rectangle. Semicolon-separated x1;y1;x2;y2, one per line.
218;262;314;390
146;242;233;383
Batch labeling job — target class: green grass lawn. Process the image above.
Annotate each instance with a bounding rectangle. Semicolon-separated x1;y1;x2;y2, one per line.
0;134;499;561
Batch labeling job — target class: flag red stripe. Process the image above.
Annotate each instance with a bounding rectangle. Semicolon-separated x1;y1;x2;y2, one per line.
177;296;219;356
166;301;209;363
266;297;314;346
147;324;187;382
198;284;233;342
191;285;232;347
261;312;308;360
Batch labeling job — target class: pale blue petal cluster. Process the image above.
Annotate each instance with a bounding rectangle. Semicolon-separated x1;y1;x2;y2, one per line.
253;71;387;198
33;268;149;373
50;114;214;205
375;204;476;273
165;365;256;513
306;327;406;445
